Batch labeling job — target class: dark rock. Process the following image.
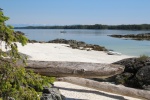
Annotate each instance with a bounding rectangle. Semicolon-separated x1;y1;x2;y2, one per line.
28;40;39;43
93;57;150;90
92;45;106;51
113;57;150;74
136;66;150;90
41;87;65;100
39;41;46;43
113;57;150;89
15;31;25;35
48;39;107;51
109;33;150;41
48;39;68;44
70;44;78;49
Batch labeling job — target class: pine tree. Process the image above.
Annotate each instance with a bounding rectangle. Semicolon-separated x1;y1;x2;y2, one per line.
0;9;55;100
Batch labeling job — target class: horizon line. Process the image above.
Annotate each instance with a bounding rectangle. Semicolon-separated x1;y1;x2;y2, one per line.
13;23;150;27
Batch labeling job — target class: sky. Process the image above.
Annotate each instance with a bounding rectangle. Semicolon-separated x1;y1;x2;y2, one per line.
0;0;150;26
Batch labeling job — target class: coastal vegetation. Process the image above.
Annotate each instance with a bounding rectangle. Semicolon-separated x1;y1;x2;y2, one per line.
15;24;150;30
0;9;55;99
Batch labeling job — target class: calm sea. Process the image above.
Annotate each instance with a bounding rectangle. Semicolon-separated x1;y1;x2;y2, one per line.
15;29;150;56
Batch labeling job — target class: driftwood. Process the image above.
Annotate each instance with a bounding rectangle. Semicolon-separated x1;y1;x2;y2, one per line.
21;60;150;99
24;60;124;78
57;77;150;100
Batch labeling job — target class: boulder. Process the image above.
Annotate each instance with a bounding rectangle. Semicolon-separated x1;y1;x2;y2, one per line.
113;57;150;89
28;40;39;43
136;66;150;90
40;87;65;100
48;39;68;44
93;57;150;90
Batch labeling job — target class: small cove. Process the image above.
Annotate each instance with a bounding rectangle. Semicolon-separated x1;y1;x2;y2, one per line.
15;29;150;56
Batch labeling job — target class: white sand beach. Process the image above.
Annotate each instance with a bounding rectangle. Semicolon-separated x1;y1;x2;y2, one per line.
16;43;132;63
4;43;141;100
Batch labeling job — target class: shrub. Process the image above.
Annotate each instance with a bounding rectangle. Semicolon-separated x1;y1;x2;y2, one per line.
0;9;55;100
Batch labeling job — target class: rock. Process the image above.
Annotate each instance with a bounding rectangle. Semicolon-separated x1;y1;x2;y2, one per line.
28;40;39;43
70;44;78;49
136;66;150;90
8;97;15;100
114;57;150;89
48;39;68;44
93;57;150;90
39;41;46;43
113;57;150;89
40;87;65;100
109;33;150;41
48;39;107;51
15;31;25;35
115;72;134;84
113;57;150;73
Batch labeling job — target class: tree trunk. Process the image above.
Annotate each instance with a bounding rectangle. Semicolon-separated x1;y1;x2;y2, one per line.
57;77;150;100
24;60;124;78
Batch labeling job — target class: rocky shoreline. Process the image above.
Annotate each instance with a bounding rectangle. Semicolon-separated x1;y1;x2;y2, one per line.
94;55;150;91
109;33;150;41
29;39;107;51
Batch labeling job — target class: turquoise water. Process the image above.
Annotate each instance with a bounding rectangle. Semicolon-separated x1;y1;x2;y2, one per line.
15;29;150;56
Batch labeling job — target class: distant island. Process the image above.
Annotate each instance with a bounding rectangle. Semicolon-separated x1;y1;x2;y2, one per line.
109;33;150;41
15;24;150;30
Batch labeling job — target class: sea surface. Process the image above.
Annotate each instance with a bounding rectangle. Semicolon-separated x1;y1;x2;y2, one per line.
15;29;150;56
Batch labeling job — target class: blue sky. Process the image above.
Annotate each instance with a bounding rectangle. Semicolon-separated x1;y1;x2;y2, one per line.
0;0;150;26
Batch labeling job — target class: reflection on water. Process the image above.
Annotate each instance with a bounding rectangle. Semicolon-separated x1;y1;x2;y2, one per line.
15;29;150;56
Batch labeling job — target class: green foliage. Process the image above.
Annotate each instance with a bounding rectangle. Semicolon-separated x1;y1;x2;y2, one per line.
138;55;149;61
0;9;55;99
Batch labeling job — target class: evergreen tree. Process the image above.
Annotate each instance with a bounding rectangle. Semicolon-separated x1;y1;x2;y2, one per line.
0;9;55;100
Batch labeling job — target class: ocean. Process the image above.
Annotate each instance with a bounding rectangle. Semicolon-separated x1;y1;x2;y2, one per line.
15;29;150;56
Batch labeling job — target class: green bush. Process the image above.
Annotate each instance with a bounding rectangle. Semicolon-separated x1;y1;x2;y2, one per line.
138;55;149;61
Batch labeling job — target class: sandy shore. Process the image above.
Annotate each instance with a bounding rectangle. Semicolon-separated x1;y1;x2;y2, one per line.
16;43;132;63
4;43;140;100
54;82;140;100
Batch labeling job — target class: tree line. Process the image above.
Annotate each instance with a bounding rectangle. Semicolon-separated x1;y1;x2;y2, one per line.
15;24;150;30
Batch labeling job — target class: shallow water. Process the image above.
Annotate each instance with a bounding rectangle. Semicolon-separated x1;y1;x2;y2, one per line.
15;29;150;56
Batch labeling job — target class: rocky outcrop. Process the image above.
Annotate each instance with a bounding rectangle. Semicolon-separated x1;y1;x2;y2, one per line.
15;31;25;35
40;87;65;100
94;56;150;90
28;39;107;51
136;66;150;90
109;33;150;41
48;39;107;51
28;40;46;43
48;39;69;44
